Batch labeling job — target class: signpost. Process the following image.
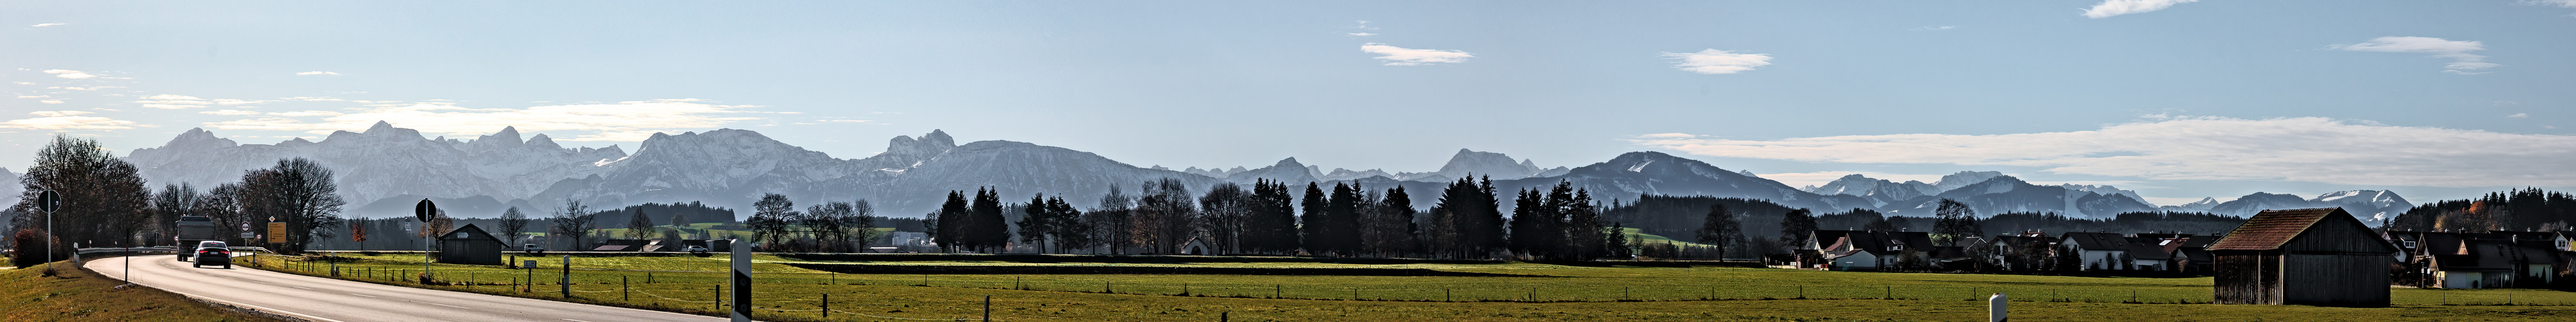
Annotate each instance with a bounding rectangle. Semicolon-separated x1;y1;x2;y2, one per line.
37;189;58;271
265;223;287;243
416;200;437;281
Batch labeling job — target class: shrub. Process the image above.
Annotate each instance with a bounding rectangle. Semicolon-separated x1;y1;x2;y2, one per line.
11;229;62;268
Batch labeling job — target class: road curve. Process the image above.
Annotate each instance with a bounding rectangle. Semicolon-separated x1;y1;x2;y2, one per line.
86;256;724;322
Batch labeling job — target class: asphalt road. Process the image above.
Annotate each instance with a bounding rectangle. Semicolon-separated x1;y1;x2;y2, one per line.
86;255;725;322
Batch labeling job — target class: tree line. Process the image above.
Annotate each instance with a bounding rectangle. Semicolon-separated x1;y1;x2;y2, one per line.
910;177;1637;260
10;135;346;265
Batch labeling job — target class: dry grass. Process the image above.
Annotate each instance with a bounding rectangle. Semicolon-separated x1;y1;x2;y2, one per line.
0;258;281;322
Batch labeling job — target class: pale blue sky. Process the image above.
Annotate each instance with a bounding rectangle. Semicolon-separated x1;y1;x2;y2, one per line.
4;1;2571;204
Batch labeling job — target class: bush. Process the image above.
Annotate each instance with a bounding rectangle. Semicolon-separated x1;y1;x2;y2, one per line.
10;229;62;269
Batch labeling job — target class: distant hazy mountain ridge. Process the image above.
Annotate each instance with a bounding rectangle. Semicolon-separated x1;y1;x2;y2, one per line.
113;124;2410;220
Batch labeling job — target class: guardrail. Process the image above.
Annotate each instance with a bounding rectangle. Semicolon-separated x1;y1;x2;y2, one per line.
75;247;176;254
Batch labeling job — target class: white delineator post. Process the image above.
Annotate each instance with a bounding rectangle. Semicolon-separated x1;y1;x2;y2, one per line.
1989;292;2007;322
730;239;750;322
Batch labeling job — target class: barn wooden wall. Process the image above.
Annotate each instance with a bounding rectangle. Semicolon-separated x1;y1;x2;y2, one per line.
2213;250;2282;305
2283;254;2390;307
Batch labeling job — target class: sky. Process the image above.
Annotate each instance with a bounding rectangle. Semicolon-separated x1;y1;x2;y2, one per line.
3;1;2571;205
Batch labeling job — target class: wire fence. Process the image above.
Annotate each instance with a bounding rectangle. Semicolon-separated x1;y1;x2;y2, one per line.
241;254;2576;322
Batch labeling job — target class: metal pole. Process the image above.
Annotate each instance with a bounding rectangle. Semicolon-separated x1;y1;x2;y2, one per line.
982;295;991;322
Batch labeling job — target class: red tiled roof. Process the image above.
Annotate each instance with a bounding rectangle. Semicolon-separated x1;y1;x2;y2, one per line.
2207;208;2343;251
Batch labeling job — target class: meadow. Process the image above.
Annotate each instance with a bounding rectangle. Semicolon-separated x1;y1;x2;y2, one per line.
242;252;2576;321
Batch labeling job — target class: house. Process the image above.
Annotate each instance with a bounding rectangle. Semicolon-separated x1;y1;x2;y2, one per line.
1813;230;1934;271
1985;233;2059;272
434;224;507;265
2388;231;2564;289
2210;208;2396;307
2122;237;2173;272
2057;232;2133;271
2163;236;2219;274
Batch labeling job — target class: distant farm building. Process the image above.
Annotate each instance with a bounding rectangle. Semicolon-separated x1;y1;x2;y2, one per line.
435;224;506;265
2210;208;2396;307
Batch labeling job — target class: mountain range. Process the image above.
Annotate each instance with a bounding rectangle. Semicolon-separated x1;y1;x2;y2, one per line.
102;123;2412;222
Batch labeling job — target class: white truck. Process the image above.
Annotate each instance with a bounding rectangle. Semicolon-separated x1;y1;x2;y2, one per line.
173;215;220;261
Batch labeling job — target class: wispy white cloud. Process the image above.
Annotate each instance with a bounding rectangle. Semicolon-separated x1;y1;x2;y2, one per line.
1;111;146;130
1911;26;1959;31
1631;115;2576;187
205;99;768;142
2083;0;2200;19
30;23;65;27
15;95;48;99
281;97;345;102
2330;36;2497;74
50;86;121;91
2510;113;2531;118
131;94;212;109
1348;32;1378;37
295;71;341;76
1661;49;1773;74
43;69;98;79
40;100;63;104
200;109;263;116
1360;43;1473;66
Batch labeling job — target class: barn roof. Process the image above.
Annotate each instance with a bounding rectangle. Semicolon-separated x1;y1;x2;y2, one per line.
2208;208;2347;251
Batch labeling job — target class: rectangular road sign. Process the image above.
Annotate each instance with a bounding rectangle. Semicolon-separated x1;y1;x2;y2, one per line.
266;222;287;243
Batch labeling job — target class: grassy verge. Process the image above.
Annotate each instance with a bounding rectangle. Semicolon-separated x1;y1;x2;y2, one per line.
240;252;2576;321
0;258;281;321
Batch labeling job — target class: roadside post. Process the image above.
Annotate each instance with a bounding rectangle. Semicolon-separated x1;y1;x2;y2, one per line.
560;255;571;298
731;238;750;322
1990;292;2007;322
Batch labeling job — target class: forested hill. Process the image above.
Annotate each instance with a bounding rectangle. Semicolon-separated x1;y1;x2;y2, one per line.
2385;188;2576;232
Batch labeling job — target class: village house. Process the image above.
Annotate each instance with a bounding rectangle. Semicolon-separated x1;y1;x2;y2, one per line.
2387;231;2564;289
1810;230;1934;271
2211;208;2394;307
2057;232;2135;271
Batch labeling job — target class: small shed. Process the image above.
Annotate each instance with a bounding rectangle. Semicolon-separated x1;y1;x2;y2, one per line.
2209;208;2396;307
435;224;507;265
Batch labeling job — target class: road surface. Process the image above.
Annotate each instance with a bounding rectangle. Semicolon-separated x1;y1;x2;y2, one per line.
86;256;725;322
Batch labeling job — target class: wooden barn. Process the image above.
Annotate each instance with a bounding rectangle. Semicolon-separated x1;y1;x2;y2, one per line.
435;224;507;265
2209;208;2398;307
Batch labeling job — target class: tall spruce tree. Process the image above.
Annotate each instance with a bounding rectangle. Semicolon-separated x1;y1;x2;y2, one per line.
1562;188;1603;260
1299;182;1328;256
1017;194;1056;253
1507;188;1544;257
933;191;968;252
1325;182;1362;256
1373;186;1419;257
1244;180;1299;255
968;187;1008;253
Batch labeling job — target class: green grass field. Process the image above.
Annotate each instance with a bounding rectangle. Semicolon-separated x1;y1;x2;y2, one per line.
242;252;2576;321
